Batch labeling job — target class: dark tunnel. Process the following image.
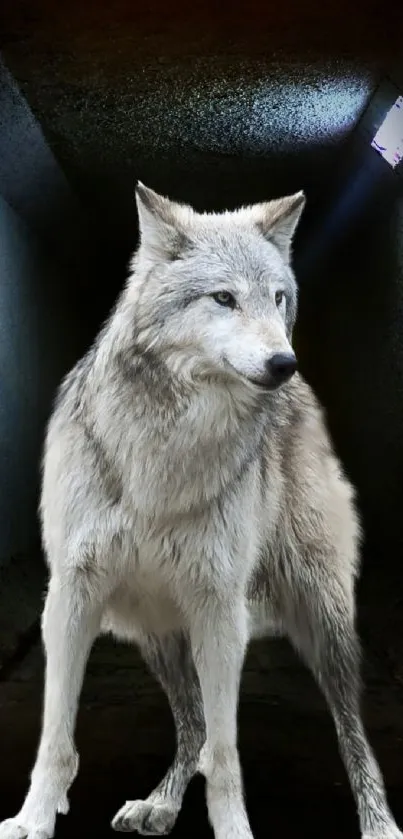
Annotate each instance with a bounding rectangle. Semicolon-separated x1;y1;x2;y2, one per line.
0;2;402;837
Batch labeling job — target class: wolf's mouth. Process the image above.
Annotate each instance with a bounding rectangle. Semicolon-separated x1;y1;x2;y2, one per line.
224;359;280;392
247;377;277;392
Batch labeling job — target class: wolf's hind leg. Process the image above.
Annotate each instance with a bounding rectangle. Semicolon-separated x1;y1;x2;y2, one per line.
283;564;402;839
112;632;205;835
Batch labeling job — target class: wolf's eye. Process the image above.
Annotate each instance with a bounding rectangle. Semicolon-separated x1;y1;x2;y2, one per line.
275;290;285;307
212;291;236;309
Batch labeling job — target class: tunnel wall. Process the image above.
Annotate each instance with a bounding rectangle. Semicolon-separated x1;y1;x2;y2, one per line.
0;60;95;665
0;195;85;566
0;194;91;664
1;37;403;670
296;138;403;568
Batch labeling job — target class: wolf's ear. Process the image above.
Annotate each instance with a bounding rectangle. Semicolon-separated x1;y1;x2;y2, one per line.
254;192;306;262
135;182;191;261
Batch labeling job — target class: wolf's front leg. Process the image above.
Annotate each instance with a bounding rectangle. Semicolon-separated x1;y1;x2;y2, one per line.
112;632;205;835
189;596;253;839
0;573;101;839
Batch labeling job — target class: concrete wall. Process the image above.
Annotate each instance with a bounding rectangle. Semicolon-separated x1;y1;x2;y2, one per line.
0;195;90;665
296;140;403;565
0;55;105;580
0;195;86;566
0;59;97;664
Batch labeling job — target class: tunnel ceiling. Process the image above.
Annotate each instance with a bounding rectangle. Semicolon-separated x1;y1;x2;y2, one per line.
1;0;403;259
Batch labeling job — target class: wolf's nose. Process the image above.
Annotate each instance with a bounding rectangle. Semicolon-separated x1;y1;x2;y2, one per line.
266;352;297;386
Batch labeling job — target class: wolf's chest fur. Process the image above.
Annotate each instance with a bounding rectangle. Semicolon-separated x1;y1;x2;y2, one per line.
96;370;276;521
96;380;288;643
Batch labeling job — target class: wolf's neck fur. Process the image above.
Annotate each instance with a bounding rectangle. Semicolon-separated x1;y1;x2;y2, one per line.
88;298;279;512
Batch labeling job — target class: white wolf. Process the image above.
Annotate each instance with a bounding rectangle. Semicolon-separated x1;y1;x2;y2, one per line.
0;184;401;839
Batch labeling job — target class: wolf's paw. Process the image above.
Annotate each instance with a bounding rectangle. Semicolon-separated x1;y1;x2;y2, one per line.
214;819;254;839
56;793;69;816
112;797;179;835
217;829;254;839
0;818;53;839
363;825;403;839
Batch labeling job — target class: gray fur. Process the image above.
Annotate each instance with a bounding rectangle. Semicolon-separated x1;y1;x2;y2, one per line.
0;185;401;839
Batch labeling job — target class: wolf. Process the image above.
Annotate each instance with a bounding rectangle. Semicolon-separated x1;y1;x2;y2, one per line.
0;183;401;839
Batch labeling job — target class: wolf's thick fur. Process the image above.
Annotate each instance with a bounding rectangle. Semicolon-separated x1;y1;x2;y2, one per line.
0;185;401;839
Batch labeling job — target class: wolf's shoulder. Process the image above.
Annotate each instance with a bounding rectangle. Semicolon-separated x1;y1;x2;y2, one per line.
50;346;96;430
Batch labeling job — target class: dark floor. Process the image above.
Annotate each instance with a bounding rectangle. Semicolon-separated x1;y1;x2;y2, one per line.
1;564;402;838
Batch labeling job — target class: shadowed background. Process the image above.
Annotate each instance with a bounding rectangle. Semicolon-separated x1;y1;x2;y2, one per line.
0;1;402;836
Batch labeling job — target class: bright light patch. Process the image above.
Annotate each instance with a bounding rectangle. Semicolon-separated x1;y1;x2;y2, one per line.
371;96;403;168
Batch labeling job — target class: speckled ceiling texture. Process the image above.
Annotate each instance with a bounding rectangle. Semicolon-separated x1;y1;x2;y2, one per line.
1;0;402;263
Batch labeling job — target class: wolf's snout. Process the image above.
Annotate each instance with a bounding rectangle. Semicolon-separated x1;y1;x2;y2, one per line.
248;351;297;390
266;352;297;386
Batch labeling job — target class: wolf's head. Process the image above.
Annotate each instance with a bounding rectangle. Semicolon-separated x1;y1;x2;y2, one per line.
128;183;305;392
